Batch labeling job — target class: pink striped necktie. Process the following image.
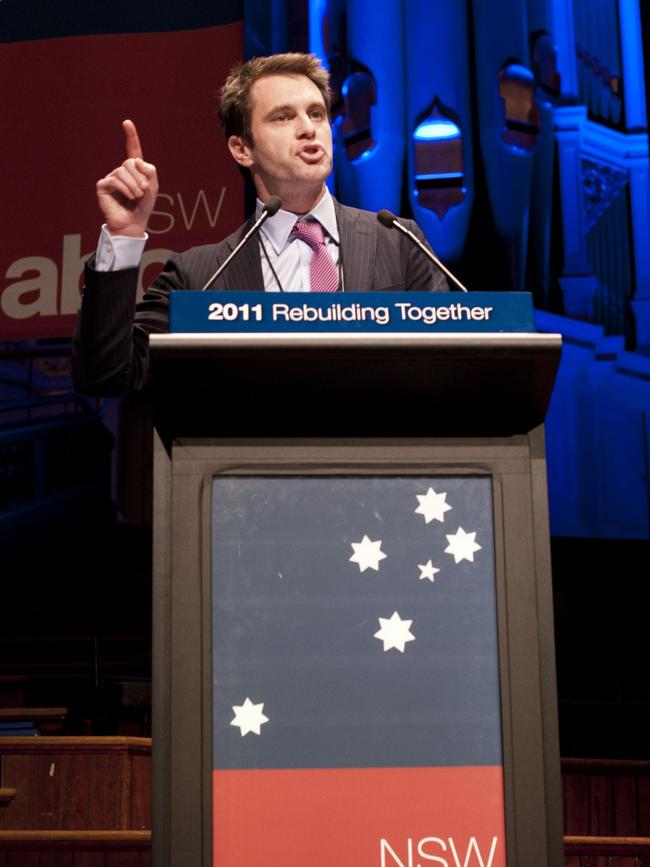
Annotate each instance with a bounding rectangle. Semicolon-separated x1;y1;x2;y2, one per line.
291;219;339;293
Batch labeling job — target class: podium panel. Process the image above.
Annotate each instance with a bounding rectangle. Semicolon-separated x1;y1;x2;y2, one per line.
152;434;563;867
211;475;504;865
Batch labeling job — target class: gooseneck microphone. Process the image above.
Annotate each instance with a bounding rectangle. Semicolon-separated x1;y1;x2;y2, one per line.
376;209;469;293
200;196;282;292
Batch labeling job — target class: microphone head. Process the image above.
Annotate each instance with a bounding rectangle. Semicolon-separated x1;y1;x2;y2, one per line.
377;209;397;228
263;196;282;217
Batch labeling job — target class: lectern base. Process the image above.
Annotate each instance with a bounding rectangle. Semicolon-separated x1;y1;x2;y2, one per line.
152;433;563;867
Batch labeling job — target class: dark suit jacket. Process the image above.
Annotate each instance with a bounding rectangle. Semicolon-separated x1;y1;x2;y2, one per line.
72;200;448;395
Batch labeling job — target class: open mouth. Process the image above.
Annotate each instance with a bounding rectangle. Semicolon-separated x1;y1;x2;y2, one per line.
298;145;324;162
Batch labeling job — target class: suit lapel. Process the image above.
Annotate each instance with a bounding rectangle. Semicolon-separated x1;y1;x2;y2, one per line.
335;200;376;293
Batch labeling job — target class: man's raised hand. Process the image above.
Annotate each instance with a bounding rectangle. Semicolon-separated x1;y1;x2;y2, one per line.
96;120;159;237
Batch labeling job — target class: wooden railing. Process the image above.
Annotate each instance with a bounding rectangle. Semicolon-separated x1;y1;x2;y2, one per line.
565;835;650;866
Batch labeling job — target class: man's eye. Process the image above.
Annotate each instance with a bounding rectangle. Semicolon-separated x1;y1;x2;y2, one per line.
310;110;325;119
273;113;288;121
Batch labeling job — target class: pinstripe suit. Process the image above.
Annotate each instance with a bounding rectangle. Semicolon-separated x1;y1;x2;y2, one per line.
72;201;448;395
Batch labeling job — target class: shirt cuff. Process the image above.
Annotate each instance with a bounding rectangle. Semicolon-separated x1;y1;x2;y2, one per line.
94;224;148;272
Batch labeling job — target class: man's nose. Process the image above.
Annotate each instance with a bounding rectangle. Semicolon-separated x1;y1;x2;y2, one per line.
296;114;316;137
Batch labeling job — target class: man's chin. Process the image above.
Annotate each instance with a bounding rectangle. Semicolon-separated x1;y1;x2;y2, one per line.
298;159;332;182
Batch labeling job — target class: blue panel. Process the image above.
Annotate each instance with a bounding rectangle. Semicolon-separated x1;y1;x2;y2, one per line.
0;0;242;42
308;0;330;68
333;0;405;214
473;0;536;289
573;0;623;126
169;291;536;333
212;475;502;768
617;0;647;129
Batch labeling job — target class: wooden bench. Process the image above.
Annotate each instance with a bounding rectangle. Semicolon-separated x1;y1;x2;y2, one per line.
0;737;150;831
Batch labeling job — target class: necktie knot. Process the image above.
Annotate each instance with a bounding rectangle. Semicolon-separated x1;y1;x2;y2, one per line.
292;219;325;248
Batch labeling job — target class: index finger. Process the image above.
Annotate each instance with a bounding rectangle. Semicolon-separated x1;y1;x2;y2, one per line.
122;119;143;160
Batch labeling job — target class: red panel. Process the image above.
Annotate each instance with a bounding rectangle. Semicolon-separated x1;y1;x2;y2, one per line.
0;23;244;339
213;766;506;866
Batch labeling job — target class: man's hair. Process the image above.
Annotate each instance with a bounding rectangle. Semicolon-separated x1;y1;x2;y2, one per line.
219;52;332;143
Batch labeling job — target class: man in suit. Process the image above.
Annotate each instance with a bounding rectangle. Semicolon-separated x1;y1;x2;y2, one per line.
73;52;447;395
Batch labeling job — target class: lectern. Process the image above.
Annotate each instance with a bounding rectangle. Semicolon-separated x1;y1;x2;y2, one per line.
149;294;563;867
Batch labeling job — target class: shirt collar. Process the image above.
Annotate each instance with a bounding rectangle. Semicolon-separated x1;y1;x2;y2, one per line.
257;188;339;255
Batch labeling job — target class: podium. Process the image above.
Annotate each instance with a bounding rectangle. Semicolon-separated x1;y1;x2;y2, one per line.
149;311;563;867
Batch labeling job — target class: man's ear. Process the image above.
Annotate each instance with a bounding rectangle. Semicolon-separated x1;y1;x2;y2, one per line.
228;135;254;168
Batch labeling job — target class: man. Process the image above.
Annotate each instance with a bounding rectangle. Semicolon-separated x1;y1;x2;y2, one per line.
73;53;447;395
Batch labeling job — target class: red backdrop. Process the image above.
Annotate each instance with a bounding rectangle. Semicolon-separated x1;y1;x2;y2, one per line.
1;23;244;339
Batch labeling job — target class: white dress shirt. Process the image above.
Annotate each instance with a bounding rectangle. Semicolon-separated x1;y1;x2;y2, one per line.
257;189;340;292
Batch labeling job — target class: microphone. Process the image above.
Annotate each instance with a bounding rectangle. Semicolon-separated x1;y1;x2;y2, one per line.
376;209;469;293
200;196;282;291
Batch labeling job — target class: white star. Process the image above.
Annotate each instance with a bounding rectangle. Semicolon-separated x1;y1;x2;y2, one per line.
418;560;440;582
349;535;387;572
415;488;452;524
374;611;415;652
230;697;269;736
445;527;482;563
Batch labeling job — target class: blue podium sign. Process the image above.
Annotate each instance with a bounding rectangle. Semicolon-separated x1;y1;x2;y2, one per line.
169;291;535;334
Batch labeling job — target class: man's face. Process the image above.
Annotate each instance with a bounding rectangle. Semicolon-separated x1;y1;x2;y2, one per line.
229;73;333;205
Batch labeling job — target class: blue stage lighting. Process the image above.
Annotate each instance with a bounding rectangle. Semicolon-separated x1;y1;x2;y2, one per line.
414;118;461;142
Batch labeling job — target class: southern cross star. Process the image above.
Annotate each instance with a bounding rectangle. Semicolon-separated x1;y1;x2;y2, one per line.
418;560;440;583
349;535;387;572
415;488;452;524
374;611;415;652
230;697;269;736
444;527;482;563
